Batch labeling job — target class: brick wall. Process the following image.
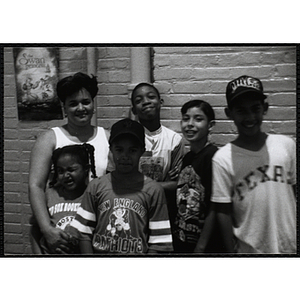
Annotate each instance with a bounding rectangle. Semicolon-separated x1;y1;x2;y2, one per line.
96;47;132;129
3;45;296;254
152;46;296;146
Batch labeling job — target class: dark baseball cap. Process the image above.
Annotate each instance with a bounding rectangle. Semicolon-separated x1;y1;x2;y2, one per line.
109;118;145;148
226;75;267;107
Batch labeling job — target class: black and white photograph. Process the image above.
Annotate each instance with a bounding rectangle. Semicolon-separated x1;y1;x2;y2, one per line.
3;45;297;257
0;3;299;298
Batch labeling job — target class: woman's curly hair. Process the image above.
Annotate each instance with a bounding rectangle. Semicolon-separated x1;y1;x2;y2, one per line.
56;72;98;103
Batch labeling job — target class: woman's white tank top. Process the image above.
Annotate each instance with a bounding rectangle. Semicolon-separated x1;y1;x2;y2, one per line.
51;126;109;178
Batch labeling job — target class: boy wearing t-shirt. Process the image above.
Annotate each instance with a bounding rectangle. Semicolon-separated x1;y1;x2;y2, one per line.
70;118;173;254
173;100;224;253
130;83;186;227
212;75;296;254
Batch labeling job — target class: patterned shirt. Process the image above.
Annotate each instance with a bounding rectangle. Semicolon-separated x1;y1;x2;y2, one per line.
70;172;173;254
139;125;185;182
173;144;218;252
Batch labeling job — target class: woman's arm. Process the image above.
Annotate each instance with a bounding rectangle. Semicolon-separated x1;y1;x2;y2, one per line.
30;225;43;254
28;130;70;252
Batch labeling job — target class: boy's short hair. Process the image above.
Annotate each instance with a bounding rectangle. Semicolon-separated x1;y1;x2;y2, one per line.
181;99;215;123
130;82;161;105
109;118;145;148
57;72;98;103
226;75;267;109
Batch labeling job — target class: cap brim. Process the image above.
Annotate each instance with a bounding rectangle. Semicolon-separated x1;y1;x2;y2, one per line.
230;89;267;104
109;132;145;147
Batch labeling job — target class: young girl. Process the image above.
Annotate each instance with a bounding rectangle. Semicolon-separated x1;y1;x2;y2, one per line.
173;100;224;253
31;143;96;254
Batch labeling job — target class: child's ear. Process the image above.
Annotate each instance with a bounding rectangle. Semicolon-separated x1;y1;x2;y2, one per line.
131;106;137;115
225;107;231;119
263;102;269;114
85;164;91;174
180;119;183;128
208;120;215;131
160;98;164;105
63;104;67;117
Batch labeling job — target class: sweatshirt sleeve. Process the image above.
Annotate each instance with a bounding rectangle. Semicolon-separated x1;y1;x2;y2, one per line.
69;183;97;241
148;184;173;252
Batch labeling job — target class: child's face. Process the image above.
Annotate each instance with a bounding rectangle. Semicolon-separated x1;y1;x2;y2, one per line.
110;136;144;174
64;88;94;126
227;97;267;138
181;106;212;144
56;154;87;191
131;85;162;121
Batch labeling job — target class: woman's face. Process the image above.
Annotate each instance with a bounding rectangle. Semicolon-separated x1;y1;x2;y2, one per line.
64;88;94;127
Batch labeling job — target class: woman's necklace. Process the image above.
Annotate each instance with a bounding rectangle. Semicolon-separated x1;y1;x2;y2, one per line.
64;124;95;142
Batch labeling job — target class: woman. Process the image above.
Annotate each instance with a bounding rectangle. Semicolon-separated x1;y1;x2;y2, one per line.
29;72;110;254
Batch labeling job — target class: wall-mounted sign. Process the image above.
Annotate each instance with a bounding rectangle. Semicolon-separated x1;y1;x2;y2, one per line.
13;47;63;120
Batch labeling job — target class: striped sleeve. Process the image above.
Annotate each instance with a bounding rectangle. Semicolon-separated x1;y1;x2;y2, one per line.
70;188;97;240
148;220;173;244
148;185;173;252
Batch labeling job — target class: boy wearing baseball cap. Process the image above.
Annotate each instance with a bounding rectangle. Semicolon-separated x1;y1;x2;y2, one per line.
211;75;296;254
70;118;173;254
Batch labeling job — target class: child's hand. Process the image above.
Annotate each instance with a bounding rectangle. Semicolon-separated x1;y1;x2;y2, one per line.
43;227;72;254
55;232;79;254
168;166;179;181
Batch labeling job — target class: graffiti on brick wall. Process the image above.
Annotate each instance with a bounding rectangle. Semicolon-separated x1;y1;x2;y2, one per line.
13;47;63;121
